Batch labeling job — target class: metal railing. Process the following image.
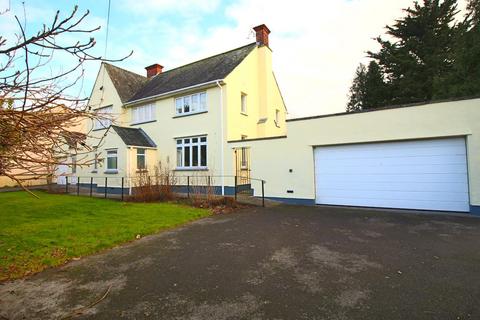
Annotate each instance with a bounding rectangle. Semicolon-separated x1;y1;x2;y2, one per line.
57;174;266;206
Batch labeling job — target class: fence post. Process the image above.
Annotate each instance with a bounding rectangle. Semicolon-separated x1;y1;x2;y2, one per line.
187;176;190;198
77;177;80;196
104;177;108;198
262;180;265;207
65;176;69;194
234;175;237;201
90;177;93;197
121;177;124;201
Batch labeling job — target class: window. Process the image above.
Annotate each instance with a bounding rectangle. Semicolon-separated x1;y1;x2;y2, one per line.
241;93;247;114
176;136;207;169
106;149;118;171
275;109;280;126
137;148;146;170
132;104;155;124
241;148;248;169
71;155;77;174
175;92;207;116
93;105;113;130
92;153;99;172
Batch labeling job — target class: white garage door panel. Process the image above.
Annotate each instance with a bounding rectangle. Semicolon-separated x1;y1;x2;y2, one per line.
314;138;469;212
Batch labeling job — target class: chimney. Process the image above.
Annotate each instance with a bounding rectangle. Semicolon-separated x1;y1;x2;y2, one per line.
145;63;163;78
253;24;271;47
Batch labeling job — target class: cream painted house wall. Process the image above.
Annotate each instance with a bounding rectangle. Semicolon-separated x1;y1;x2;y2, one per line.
229;98;480;211
224;45;287;141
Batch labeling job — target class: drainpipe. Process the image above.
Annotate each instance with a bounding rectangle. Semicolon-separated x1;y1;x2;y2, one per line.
127;147;132;195
216;80;225;196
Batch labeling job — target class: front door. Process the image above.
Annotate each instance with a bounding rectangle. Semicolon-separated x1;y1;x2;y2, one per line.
235;147;251;190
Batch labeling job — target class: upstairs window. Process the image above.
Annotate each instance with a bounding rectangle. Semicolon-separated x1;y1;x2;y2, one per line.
175;92;207;116
241;93;247;114
132;104;155;124
93;105;113;130
176;136;207;169
137;148;146;170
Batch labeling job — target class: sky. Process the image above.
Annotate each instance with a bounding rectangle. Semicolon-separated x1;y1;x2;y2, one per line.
0;0;469;118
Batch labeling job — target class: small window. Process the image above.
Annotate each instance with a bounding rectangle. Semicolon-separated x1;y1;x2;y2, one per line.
175;92;207;116
176;136;207;169
71;155;77;174
106;149;118;170
275;109;280;126
93;105;113;130
137;148;146;170
241;93;247;114
240;148;248;169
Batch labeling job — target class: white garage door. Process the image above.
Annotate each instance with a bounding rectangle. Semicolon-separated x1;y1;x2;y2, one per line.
314;137;469;212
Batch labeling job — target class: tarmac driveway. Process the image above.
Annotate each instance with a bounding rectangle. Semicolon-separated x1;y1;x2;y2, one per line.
1;205;480;319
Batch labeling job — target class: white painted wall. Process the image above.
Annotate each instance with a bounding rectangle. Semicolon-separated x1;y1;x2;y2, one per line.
229;98;480;209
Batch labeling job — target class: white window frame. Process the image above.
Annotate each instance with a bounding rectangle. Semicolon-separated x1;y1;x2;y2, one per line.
106;149;118;172
176;136;207;169
136;148;146;170
241;93;247;114
93;105;113;130
132;103;155;125
175;92;207;116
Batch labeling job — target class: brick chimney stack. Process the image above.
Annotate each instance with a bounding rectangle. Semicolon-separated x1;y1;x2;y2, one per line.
253;24;271;47
145;63;163;78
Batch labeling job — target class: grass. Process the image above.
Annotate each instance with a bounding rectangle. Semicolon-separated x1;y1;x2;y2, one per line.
0;191;211;281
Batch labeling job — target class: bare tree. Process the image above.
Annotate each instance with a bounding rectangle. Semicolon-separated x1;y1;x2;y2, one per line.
0;5;131;195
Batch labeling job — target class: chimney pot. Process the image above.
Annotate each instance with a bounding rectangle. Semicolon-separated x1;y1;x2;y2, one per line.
145;63;163;78
253;24;271;47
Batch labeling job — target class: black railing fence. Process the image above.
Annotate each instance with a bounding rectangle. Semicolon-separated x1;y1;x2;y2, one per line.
56;174;266;207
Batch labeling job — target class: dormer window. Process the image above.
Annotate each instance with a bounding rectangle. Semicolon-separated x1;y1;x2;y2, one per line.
175;92;207;116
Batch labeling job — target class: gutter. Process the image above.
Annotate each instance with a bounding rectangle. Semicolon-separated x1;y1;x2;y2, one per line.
216;80;225;196
124;79;224;107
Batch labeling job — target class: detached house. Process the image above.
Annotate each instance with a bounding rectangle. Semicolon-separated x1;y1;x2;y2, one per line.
74;24;286;194
65;23;480;215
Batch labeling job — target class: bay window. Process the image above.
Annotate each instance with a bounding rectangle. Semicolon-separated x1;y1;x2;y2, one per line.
175;92;207;116
176;136;207;169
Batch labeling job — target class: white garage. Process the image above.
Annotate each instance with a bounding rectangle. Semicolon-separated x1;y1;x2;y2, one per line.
314;137;470;212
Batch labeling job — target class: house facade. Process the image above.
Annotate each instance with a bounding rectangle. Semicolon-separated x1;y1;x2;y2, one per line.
71;24;286;194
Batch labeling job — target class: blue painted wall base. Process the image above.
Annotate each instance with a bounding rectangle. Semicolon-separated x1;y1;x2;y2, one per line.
470;205;480;216
264;197;316;206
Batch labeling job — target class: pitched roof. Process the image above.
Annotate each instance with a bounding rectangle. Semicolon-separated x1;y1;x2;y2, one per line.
103;63;148;103
127;43;257;103
111;126;156;148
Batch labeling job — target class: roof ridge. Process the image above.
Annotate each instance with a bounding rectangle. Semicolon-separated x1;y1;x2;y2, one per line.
103;62;146;79
152;42;257;78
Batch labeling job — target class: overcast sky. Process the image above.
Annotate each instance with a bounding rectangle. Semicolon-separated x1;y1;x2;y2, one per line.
0;0;468;117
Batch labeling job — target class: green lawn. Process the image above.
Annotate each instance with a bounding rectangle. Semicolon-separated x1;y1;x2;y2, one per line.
0;191;210;281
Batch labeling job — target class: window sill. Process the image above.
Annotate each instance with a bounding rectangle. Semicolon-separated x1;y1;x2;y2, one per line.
174;167;209;171
173;110;208;119
131;120;157;126
135;169;148;173
91;170;98;173
240;112;248;116
104;169;118;174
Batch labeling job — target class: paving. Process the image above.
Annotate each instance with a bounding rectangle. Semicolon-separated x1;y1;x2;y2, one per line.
1;205;480;319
